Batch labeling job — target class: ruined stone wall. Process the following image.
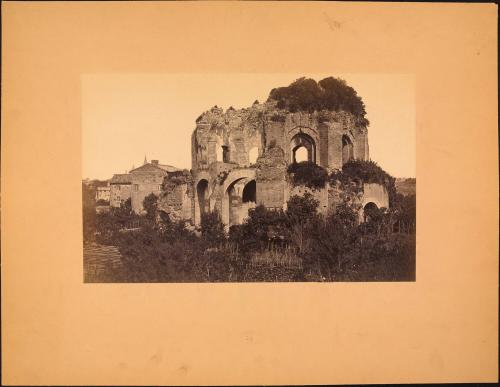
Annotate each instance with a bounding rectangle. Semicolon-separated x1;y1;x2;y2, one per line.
192;102;368;173
328;180;365;214
362;183;389;209
255;146;287;209
192;106;265;171
288;184;330;215
327;180;390;222
182;100;372;227
157;170;193;223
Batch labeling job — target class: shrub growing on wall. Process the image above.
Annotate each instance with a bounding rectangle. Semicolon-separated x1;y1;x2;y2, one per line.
267;76;369;125
330;160;397;204
287;161;328;189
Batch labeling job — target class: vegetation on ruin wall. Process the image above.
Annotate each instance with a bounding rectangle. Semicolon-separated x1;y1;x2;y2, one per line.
330;160;397;204
287;161;328;189
268;77;369;126
287;160;396;198
162;170;192;191
84;187;415;283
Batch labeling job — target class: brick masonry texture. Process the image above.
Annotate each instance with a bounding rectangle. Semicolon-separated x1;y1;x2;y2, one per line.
157;100;386;227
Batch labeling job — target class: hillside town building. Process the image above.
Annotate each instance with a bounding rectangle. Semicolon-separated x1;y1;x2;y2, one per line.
109;159;179;214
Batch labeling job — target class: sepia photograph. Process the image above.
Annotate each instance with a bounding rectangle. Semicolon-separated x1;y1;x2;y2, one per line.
82;73;416;283
2;2;497;385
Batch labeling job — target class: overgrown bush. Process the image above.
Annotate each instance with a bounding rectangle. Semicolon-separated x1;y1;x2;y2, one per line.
268;76;368;125
285;193;320;225
85;183;416;282
200;211;226;246
143;193;158;220
229;205;289;253
330;160;397;204
287;161;328;189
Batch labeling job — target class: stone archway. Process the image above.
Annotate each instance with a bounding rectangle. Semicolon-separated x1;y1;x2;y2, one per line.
221;169;256;227
290;133;316;164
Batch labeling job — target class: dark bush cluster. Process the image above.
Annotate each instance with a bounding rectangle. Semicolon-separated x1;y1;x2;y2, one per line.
83;182;415;283
287;161;328;189
267;76;368;124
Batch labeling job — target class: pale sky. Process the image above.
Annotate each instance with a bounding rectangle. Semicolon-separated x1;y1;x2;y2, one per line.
82;73;415;180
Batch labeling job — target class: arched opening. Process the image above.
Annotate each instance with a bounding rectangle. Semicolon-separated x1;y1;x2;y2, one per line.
342;135;354;165
241;180;257;223
224;178;257;227
290;133;316;164
294;146;309;162
363;202;379;222
242;180;256;203
196;179;209;221
248;147;259;165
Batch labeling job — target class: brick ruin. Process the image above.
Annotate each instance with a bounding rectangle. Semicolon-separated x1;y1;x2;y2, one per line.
157;100;389;228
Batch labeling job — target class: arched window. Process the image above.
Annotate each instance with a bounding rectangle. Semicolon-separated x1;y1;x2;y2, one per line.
290;133;316;164
242;180;256;203
342;135;354;165
294;146;308;162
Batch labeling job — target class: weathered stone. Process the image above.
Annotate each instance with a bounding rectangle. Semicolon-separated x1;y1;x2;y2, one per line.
157;94;387;227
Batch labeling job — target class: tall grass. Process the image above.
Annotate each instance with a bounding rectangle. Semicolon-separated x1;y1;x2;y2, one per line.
250;244;302;269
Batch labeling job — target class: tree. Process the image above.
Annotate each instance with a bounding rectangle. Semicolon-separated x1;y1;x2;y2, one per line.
267;76;368;123
143;193;158;220
229;205;288;253
286;193;319;222
200;211;226;246
303;203;359;280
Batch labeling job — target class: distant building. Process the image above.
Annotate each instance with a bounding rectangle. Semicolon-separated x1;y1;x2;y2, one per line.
109;174;132;208
129;160;179;214
95;185;111;202
109;160;179;214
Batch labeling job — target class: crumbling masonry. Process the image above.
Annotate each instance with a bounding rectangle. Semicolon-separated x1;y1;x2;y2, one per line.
157;101;389;227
